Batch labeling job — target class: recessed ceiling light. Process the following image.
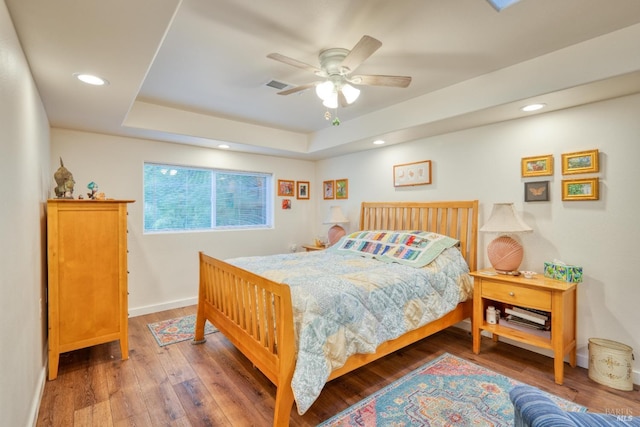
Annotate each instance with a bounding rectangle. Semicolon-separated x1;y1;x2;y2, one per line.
74;73;109;86
373;139;385;145
218;144;230;149
521;103;546;112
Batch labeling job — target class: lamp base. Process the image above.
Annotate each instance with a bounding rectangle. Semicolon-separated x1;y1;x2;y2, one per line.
327;224;346;247
487;235;523;273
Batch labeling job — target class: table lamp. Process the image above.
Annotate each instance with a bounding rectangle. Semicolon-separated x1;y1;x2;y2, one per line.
480;203;532;274
324;206;349;246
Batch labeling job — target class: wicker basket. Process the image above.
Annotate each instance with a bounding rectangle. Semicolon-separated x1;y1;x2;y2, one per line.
588;338;634;391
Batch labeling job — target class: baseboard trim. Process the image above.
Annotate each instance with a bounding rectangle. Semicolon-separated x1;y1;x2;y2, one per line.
29;366;47;427
129;297;198;318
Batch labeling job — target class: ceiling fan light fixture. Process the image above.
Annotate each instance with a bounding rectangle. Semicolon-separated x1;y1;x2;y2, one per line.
322;93;339;109
316;80;335;101
341;83;360;104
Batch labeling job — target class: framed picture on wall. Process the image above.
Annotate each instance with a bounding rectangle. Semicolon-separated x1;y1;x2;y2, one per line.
393;160;432;187
296;181;310;200
521;154;553;177
323;180;335;200
561;149;599;175
524;181;550;202
562;178;599;201
277;179;294;197
335;179;348;199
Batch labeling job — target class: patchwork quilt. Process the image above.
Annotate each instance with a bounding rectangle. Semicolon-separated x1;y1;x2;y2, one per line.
329;230;460;267
227;235;472;414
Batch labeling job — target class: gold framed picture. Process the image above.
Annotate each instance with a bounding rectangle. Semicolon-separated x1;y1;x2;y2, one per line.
393;160;432;187
521;154;553;177
561;149;599;175
323;180;335;200
562;178;599;201
296;181;310;200
335;179;348;199
277;179;294;197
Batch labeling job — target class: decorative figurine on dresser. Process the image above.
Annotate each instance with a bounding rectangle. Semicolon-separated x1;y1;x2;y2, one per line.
53;158;75;198
46;198;134;380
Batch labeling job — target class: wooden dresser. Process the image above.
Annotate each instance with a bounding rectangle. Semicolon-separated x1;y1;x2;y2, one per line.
47;199;134;380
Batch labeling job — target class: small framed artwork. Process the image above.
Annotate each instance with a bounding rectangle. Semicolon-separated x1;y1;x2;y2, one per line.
336;179;348;199
282;199;292;209
323;180;335;200
521;155;553;177
562;149;599;175
393;160;432;187
277;179;294;197
296;181;310;200
562;178;599;201
524;181;550;202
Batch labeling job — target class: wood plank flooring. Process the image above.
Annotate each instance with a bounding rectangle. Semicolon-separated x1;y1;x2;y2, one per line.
37;305;639;426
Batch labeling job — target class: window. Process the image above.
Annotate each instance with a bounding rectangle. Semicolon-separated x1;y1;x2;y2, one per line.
144;163;273;232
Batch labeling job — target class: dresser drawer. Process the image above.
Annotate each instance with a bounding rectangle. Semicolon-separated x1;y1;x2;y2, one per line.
481;279;552;311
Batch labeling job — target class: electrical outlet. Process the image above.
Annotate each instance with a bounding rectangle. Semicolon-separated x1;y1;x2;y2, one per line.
289;244;297;252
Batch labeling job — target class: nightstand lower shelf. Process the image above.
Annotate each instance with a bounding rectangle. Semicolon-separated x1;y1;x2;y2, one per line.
479;321;551;349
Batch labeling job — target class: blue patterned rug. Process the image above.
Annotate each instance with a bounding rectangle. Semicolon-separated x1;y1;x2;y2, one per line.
318;353;586;426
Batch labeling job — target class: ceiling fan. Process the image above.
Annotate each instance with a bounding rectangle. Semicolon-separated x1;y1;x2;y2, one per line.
267;35;412;109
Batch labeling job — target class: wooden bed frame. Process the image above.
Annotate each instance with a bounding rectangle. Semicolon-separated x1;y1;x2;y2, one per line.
195;200;478;426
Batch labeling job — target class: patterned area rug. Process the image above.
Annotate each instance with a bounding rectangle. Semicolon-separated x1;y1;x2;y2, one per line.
147;314;217;347
319;353;586;426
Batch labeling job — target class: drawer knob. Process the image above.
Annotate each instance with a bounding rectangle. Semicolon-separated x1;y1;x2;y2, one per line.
509;291;515;296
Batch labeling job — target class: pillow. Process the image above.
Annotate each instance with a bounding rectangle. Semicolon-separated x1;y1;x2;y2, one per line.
329;230;459;268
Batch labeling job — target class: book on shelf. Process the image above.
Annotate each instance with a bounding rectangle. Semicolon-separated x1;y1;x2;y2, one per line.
498;318;551;339
517;307;550;318
506;314;550;331
504;307;548;325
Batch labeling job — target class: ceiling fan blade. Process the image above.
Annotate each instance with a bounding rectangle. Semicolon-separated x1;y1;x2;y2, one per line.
340;35;382;73
351;74;412;88
276;82;318;96
267;53;322;74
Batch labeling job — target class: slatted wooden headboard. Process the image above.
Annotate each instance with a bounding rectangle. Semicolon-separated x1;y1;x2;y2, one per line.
359;200;479;271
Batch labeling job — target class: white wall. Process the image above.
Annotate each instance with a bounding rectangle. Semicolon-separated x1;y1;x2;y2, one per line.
316;94;640;380
51;95;640;382
50;130;317;315
50;96;640;386
0;1;51;425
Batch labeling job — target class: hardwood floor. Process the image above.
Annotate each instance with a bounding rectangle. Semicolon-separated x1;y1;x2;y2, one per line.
37;305;639;426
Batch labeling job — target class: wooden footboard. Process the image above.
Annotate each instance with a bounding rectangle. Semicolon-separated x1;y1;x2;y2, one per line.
194;252;297;426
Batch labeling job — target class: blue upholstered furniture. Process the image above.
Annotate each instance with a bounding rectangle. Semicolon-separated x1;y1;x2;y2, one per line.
509;384;639;427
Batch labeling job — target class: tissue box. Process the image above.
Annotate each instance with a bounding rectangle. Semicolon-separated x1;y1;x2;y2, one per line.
544;261;583;283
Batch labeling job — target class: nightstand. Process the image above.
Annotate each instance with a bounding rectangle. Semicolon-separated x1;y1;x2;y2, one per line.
302;244;325;252
470;270;577;384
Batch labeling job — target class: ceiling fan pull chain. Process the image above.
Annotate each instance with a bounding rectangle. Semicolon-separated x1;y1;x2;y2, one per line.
332;108;340;126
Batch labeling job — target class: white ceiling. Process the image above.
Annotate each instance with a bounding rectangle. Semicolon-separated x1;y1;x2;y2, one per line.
6;0;640;159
